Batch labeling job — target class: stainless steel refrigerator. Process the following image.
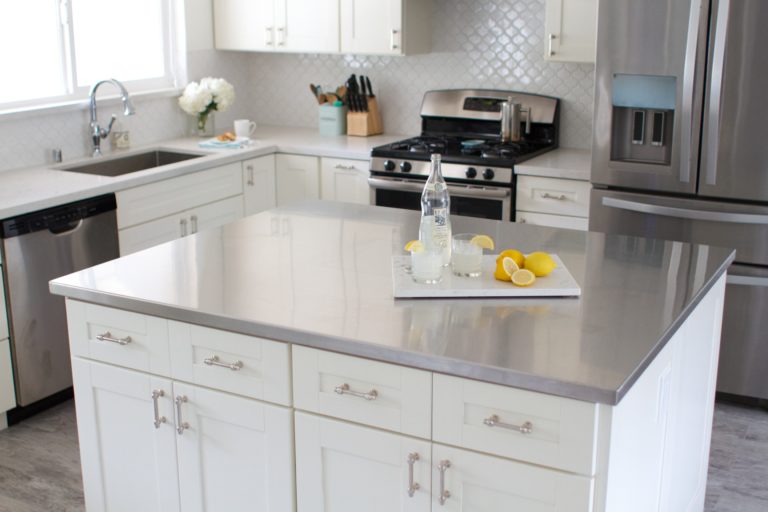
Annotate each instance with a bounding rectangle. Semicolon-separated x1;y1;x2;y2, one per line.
589;0;768;401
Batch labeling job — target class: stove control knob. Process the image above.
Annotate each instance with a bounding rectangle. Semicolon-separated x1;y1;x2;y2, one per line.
400;161;412;173
483;168;495;180
466;167;477;178
383;160;396;171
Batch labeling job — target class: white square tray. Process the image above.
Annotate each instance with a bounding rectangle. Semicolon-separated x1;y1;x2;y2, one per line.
392;254;581;299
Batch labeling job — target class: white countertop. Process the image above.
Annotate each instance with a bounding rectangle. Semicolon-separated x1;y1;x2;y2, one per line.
515;148;592;181
0;126;404;220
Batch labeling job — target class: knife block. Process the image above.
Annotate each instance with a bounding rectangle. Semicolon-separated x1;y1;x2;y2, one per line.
347;97;383;136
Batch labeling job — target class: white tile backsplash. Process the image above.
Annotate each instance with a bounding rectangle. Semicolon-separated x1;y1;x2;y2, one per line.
0;0;594;174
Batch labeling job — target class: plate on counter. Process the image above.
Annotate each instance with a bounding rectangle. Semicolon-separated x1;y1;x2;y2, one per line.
392;254;580;299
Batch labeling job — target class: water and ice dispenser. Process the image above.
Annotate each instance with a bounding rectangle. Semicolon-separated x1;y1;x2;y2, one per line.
611;74;676;165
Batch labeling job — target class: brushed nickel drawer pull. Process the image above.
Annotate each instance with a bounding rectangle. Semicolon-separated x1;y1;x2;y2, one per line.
151;389;166;429
203;355;243;371
246;165;254;185
541;192;567;200
483;414;533;434
334;164;357;170
334;383;378;401
190;214;198;234
407;452;420;497
96;331;132;345
175;395;189;435
437;460;451;505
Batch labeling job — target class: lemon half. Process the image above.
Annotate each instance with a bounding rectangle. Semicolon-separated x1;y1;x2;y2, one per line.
511;269;536;287
496;249;525;268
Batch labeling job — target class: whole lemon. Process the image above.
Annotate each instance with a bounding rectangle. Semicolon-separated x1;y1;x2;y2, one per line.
496;249;525;268
524;252;557;277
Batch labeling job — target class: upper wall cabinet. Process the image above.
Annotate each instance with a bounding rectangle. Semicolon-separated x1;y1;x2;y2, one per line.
340;0;432;55
544;0;597;63
214;0;339;53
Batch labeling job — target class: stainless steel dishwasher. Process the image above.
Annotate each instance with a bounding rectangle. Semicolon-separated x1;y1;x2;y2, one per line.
0;194;119;407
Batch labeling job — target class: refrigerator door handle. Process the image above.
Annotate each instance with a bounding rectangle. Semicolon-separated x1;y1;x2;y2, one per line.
602;197;768;225
680;0;704;184
726;274;768;288
705;0;731;186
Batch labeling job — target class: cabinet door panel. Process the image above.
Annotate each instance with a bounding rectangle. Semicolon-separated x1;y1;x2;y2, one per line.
281;0;339;53
118;211;186;255
276;154;320;206
174;382;295;512
295;412;431;512
432;444;593;512
214;0;276;51
188;196;244;235
72;358;179;512
341;0;402;55
544;0;597;63
320;157;371;204
243;154;277;216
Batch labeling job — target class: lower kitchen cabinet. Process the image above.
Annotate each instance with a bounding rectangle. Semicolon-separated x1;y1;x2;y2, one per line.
295;412;432;511
320;157;371;205
276;154;320;206
243;154;277;216
72;358;295;512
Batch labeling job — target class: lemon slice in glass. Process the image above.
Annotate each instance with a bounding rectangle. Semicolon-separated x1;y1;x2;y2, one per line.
470;234;495;250
404;240;424;252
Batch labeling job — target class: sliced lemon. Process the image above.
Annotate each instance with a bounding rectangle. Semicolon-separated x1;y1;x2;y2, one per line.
511;269;536;287
524;252;557;277
404;240;424;252
470;234;495;250
496;249;525;268
501;256;520;278
493;259;512;282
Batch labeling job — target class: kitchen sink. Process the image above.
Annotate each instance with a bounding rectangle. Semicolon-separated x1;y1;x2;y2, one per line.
57;150;204;177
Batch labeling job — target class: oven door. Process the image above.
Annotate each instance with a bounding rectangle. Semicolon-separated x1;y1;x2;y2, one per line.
368;176;512;221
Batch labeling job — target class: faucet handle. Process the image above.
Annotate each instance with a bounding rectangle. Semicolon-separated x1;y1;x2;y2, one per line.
102;114;117;139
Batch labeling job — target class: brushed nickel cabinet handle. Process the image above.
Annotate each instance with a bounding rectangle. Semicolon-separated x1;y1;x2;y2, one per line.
96;331;132;345
190;215;198;234
265;26;273;46
483;414;533;434
391;29;400;50
334;164;357;170
541;192;567;200
277;26;285;46
334;383;378;401
180;218;188;237
407;452;420;497
175;395;189;435
151;389;166;429
247;165;254;185
437;460;451;505
203;355;243;371
548;33;556;56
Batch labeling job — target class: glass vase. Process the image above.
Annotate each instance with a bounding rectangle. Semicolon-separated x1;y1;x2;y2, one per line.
196;112;215;137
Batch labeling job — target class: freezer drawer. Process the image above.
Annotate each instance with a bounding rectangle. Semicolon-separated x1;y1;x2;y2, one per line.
718;264;768;400
589;188;768;266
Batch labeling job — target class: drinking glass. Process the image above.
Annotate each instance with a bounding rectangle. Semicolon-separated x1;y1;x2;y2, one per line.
451;233;483;277
411;247;443;284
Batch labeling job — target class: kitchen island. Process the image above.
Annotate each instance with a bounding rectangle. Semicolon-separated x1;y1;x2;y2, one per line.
50;202;733;512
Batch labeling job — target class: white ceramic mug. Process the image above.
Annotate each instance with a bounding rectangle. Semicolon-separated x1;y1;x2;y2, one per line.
234;119;256;139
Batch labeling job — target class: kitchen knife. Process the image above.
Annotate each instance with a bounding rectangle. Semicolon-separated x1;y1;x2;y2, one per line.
346;79;356;111
349;75;361;112
359;75;369;112
365;76;374;98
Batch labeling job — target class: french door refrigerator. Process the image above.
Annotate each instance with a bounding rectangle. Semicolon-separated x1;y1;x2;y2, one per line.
589;0;768;401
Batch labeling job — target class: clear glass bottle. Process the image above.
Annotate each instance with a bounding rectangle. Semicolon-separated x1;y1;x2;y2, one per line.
419;153;452;265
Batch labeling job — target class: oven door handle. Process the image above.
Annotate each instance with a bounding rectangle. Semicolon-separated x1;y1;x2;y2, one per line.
368;177;511;199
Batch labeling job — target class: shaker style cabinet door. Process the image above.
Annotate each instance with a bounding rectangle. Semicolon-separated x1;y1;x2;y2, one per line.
320;157;371;205
544;0;597;63
71;358;180;512
280;0;339;53
295;412;431;512
340;0;402;54
243;154;277;216
214;0;276;51
275;154;320;206
174;382;295;512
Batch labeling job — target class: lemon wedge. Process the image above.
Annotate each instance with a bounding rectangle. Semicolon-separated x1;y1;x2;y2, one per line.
501;256;520;277
494;258;512;282
496;249;525;268
470;234;495;250
524;252;557;277
511;269;536;287
404;240;424;252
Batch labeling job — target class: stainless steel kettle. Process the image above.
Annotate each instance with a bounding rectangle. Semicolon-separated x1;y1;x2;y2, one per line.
500;97;531;142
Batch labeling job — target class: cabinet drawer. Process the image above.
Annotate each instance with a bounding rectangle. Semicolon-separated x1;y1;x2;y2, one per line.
517;211;588;231
433;374;599;475
66;300;171;376
117;163;243;229
169;322;291;406
293;345;431;439
516;176;591;217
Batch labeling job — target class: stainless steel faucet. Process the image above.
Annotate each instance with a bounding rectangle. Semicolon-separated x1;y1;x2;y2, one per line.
88;79;135;157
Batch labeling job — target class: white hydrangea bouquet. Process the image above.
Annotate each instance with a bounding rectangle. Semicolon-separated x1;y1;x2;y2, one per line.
178;77;235;135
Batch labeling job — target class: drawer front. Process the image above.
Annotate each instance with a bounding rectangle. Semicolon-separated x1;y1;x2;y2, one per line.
433;374;599;475
169;322;291;406
433;443;594;511
66;300;171;376
516;176;591;217
293;345;431;439
117;163;243;229
517;211;589;231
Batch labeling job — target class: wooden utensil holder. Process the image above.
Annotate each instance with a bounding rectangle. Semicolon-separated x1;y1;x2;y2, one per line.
347;97;383;136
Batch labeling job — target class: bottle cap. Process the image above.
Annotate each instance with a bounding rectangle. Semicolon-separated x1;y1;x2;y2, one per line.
431;153;441;162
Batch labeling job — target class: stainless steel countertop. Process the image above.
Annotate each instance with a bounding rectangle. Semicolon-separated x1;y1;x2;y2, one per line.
50;202;734;405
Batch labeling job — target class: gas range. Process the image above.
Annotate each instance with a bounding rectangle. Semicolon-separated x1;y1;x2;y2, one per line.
369;89;560;221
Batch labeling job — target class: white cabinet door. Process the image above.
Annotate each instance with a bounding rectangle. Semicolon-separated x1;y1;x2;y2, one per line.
340;0;402;55
214;0;276;51
174;382;295;512
72;358;180;512
243;154;277;216
280;0;339;53
276;154;320;206
320;157;371;205
0;339;14;414
188;196;244;235
432;444;593;512
119;210;187;255
544;0;597;63
295;412;431;512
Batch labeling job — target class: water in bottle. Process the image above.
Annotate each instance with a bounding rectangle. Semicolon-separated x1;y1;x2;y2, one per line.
419;153;451;265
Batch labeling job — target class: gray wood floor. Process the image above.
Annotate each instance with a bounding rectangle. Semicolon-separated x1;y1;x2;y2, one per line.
0;399;765;511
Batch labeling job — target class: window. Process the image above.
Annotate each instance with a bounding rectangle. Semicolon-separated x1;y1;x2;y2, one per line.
0;0;181;110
